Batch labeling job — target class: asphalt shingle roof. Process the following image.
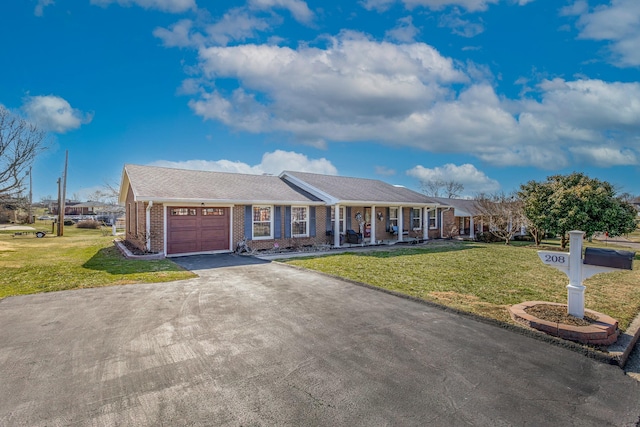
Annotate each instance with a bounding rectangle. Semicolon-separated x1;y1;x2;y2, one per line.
429;197;481;216
283;171;437;205
123;164;322;204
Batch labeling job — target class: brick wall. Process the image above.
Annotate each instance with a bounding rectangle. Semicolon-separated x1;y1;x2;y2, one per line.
125;184;145;251
149;203;164;253
440;209;457;238
237;204;328;251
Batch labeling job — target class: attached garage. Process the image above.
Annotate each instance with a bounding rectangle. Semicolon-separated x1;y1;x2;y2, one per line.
167;207;230;255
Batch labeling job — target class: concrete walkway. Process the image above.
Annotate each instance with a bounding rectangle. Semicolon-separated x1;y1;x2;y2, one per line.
0;254;639;426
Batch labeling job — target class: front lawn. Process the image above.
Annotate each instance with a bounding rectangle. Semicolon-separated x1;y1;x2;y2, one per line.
283;241;640;331
0;225;196;299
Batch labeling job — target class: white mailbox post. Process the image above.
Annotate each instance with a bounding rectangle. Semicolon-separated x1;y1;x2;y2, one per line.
538;230;635;319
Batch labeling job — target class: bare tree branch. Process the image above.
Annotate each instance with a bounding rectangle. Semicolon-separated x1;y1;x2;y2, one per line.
420;179;464;198
0;106;47;200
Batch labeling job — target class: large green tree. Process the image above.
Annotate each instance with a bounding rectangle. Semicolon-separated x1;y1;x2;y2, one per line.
519;173;637;248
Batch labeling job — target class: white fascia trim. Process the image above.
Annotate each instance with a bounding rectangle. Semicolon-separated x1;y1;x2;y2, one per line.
118;168;131;205
452;208;472;217
135;198;324;206
339;200;440;207
279;173;339;205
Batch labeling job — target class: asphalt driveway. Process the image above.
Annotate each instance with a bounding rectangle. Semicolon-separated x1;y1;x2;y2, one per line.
1;254;639;426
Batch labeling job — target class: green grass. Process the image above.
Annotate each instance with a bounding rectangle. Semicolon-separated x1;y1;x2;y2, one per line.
0;223;196;298
283;240;640;331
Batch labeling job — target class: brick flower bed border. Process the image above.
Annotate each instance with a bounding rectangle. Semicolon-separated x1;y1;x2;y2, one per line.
509;301;619;346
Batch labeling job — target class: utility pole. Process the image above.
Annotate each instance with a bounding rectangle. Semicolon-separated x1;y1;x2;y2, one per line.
57;177;62;236
28;166;33;224
56;151;69;236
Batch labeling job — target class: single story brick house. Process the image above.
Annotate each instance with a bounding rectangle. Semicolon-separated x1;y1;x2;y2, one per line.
118;164;468;257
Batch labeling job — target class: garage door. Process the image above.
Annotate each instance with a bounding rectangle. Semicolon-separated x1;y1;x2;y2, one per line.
167;207;230;255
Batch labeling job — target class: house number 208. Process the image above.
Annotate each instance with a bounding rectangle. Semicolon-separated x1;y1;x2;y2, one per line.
544;254;566;263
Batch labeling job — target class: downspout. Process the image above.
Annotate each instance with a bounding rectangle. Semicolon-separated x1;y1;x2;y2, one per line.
146;201;153;252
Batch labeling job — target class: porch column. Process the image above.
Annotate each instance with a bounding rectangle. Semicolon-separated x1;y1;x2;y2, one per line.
334;204;341;247
423;207;429;240
370;205;376;245
470;216;475;240
397;206;404;242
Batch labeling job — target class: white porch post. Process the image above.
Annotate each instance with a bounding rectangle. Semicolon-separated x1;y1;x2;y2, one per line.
145;201;153;252
334;204;341;247
397;206;404;242
469;216;475;240
423;207;429;240
370;206;376;245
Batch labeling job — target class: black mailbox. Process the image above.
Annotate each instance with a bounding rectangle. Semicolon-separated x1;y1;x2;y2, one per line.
583;247;635;270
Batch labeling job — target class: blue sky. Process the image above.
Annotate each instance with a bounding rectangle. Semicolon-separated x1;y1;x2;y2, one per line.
1;0;639;201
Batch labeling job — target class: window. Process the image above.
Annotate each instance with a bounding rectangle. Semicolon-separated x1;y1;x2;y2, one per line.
291;206;309;237
252;205;273;239
411;208;422;230
330;206;346;233
389;207;398;228
171;208;196;216
428;209;437;229
202;208;225;216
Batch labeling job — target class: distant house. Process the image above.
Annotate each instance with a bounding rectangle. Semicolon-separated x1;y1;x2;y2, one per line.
118;164;478;257
633;197;640;216
429;197;485;239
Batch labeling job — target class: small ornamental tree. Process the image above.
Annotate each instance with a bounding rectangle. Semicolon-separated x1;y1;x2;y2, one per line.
518;180;554;246
474;191;525;245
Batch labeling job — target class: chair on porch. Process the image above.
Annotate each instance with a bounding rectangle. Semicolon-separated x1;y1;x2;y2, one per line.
344;229;363;244
390;225;409;237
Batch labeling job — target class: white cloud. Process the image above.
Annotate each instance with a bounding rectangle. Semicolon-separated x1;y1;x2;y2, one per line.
385;16;420;42
406;163;500;195
573;0;640;67
183;30;640;169
191;31;466;144
149;150;338;175
559;0;588;17
153;19;200;48
90;0;196;13
248;0;314;24
361;0;534;12
260;150;337;174
569;146;637;167
34;0;54;17
438;8;485;37
205;8;273;46
22;95;92;133
360;0;396;12
154;9;273;48
402;0;499;13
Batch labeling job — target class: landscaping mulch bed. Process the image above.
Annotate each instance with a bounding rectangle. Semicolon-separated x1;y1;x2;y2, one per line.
525;304;599;327
121;239;158;256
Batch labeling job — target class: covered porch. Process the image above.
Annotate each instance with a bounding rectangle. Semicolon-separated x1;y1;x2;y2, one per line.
327;204;441;248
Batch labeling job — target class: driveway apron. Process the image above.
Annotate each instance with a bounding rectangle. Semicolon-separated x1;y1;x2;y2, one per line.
0;254;639;426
